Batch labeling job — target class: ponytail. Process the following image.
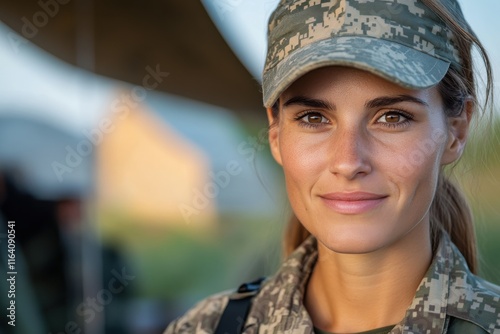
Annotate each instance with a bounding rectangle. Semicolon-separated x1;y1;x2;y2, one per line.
282;174;478;274
430;174;477;273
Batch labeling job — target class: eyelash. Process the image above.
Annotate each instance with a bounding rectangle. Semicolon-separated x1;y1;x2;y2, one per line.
294;111;329;129
377;110;414;129
294;110;415;129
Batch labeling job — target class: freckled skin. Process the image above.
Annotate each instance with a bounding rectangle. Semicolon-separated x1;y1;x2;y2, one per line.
269;66;452;255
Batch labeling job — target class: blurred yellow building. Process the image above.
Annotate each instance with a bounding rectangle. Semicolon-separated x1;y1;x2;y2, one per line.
97;96;216;226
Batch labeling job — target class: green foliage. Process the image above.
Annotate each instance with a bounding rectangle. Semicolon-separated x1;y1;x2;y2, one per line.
462;114;500;168
100;214;284;301
457;113;500;284
476;215;500;285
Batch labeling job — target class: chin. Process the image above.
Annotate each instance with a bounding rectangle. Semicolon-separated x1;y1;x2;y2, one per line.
315;227;394;255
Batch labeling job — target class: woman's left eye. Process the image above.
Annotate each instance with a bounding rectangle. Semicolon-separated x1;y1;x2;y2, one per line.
376;111;413;128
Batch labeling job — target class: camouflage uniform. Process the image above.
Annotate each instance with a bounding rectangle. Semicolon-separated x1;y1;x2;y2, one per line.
164;233;500;333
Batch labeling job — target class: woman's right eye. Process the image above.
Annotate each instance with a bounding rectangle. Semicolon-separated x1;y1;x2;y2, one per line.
296;112;329;127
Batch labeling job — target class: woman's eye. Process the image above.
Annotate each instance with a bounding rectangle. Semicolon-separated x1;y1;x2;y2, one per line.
300;112;328;124
376;111;412;126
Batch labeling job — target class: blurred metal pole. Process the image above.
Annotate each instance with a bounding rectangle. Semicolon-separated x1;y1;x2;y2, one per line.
75;0;104;333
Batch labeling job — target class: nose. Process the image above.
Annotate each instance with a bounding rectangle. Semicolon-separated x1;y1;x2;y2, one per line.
328;125;372;179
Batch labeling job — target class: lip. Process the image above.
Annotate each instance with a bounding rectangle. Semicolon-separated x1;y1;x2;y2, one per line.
319;192;388;215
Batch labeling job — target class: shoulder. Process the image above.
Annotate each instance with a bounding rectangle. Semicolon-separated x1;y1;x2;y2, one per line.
163;290;231;334
448;266;500;333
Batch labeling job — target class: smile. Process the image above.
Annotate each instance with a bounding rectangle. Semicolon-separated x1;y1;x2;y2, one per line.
319;192;388;215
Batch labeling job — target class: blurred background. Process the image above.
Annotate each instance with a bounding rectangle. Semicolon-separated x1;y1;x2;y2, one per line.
0;0;498;333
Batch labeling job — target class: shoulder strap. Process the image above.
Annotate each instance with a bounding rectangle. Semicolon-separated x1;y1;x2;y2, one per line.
214;277;265;334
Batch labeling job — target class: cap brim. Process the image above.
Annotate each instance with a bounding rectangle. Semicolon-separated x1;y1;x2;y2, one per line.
263;36;450;108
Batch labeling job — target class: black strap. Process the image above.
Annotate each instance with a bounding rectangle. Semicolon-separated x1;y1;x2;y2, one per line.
214;277;265;334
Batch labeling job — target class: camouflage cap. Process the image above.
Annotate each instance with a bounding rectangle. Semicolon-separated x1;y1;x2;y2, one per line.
262;0;468;108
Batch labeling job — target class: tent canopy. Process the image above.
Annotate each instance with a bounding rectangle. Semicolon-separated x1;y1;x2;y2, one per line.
1;0;264;117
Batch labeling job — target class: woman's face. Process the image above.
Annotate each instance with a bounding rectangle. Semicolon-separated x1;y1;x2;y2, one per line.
268;66;467;254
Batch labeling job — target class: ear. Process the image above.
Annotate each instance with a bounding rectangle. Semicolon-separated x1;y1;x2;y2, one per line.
266;107;283;166
440;99;473;165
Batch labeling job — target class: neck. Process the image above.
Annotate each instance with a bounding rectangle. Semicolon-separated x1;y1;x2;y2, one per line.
305;220;432;333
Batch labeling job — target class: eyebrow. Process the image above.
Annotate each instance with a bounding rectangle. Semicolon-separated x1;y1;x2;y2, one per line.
282;94;429;111
365;95;429;108
282;96;335;110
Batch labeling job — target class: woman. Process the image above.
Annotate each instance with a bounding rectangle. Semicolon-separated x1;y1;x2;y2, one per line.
165;0;500;333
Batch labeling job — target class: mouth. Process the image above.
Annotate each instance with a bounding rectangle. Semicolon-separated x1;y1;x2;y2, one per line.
319;192;388;215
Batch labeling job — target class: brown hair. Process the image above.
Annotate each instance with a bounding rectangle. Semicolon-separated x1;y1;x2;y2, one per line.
273;0;494;274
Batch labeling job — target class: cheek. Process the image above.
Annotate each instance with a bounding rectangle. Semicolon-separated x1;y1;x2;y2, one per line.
278;129;330;211
392;125;446;180
376;123;446;208
278;129;330;182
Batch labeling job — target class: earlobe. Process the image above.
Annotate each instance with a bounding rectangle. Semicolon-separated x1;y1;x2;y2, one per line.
441;99;473;165
266;107;283;166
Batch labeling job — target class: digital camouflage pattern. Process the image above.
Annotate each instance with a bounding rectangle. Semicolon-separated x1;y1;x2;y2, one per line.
262;0;469;107
164;232;500;333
